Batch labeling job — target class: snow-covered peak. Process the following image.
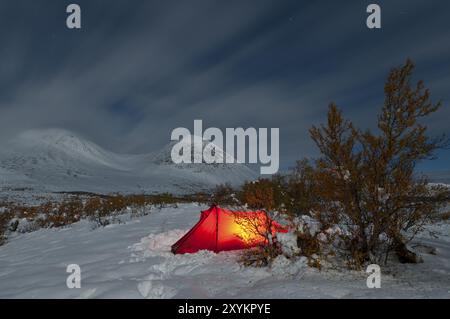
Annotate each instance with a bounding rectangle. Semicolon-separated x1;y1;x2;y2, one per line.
15;128;83;144
0;129;257;194
7;128;123;168
152;135;235;165
13;128;101;154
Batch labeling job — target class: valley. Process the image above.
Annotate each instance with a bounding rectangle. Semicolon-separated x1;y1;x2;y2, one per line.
0;128;258;202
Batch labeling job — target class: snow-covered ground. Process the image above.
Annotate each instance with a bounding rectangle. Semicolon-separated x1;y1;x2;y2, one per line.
0;129;257;199
0;203;449;299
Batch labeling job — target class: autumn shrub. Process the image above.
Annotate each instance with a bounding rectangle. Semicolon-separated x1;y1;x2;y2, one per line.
283;159;319;217
84;197;114;227
296;231;321;259
151;193;178;208
210;183;237;207
309;60;449;268
0;209;14;245
266;174;289;212
47;198;83;227
0;192;186;245
106;194;130;211
230;169;322;267
440;211;450;221
240;179;276;211
184;192;210;204
229;163;319;217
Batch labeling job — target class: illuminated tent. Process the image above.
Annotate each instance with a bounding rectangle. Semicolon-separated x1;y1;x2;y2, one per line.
171;205;287;254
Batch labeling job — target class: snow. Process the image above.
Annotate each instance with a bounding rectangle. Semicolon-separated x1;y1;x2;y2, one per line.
0;129;257;198
0;203;449;299
277;232;300;256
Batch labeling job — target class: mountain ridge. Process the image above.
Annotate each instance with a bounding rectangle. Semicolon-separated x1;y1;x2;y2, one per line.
0;128;257;195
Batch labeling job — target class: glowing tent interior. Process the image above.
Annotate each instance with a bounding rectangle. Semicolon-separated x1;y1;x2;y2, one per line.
171;205;288;254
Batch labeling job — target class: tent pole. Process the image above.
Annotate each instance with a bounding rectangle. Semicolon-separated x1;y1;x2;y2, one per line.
215;206;219;253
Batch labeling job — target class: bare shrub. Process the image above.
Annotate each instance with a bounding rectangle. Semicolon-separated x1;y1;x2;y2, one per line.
238;245;281;267
234;211;283;266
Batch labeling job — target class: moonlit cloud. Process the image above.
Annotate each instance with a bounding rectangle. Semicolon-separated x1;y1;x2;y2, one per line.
0;0;449;171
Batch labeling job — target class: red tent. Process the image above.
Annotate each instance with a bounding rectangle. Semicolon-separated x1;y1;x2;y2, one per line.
171;205;287;254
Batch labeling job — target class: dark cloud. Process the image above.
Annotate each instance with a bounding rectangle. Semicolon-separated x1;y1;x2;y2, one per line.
0;0;449;171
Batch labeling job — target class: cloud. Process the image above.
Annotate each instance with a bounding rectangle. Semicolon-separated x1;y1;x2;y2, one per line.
0;0;449;170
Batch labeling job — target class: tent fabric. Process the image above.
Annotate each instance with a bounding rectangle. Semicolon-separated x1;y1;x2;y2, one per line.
171;206;287;254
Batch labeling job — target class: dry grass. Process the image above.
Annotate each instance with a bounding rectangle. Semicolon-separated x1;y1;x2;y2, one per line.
0;193;181;245
439;211;450;221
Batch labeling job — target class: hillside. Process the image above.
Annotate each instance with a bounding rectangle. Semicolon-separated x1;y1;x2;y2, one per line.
0;129;257;197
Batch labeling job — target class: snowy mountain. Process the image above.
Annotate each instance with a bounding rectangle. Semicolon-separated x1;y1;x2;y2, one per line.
0;129;257;195
424;170;450;185
151;135;235;166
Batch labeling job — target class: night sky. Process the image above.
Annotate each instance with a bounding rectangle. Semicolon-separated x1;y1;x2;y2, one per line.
0;0;449;171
